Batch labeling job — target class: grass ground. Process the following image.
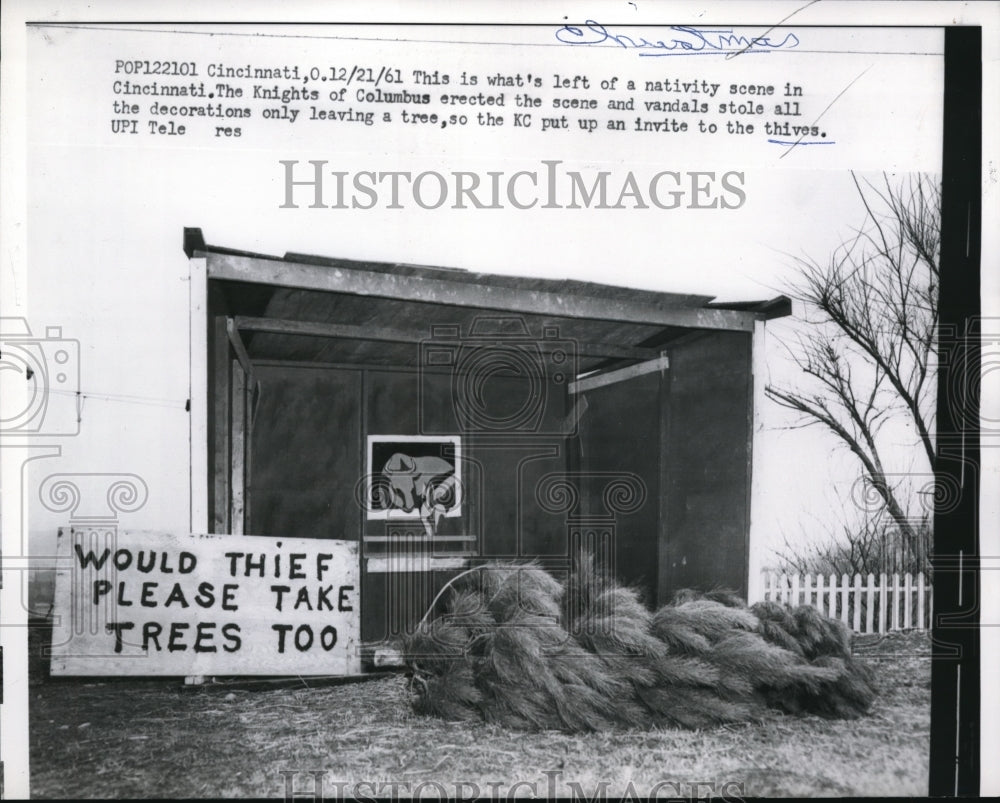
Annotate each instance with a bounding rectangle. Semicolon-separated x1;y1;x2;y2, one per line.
28;629;929;799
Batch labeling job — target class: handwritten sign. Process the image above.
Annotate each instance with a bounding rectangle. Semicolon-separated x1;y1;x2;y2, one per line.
50;528;361;676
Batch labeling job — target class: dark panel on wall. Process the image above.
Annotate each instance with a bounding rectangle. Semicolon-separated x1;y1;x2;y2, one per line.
364;368;569;552
363;369;469;539
463;366;571;560
514;445;572;559
575;370;662;606
361;568;467;645
660;331;752;598
249;365;362;539
362;367;569;639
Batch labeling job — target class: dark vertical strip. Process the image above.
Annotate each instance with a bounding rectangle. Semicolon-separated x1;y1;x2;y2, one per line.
744;331;755;602
930;25;981;798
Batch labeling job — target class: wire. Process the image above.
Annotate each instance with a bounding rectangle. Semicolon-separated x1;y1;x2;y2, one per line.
43;387;188;410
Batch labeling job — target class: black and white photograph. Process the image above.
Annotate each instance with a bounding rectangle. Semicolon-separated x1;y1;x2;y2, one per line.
0;2;995;799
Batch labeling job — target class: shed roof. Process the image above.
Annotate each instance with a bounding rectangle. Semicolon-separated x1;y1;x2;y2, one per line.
187;228;790;374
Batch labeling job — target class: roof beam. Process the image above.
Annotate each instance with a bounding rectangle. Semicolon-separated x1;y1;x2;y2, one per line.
569;354;670;395
205;252;761;332
234;315;659;361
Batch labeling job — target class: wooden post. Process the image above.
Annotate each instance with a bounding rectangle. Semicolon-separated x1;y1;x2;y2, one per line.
904;572;913;629
879;572;887;634
828;573;837;619
230;360;246;535
188;256;209;534
928;580;933;630
746;319;769;607
917;573;926;631
791;573;800;607
816;573;825;617
865;573;875;634
212;316;231;534
852;574;862;631
803;573;812;609
840;573;850;625
892;573;900;631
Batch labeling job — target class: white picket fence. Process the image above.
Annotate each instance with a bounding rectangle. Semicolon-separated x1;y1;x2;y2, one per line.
759;572;932;634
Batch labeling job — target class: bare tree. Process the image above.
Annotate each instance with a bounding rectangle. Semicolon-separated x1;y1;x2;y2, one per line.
766;173;940;543
771;508;932;578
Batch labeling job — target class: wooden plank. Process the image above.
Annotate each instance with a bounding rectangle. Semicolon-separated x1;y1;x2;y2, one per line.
244;375;255;535
212;316;231;534
803;573;812;609
791;574;800;607
365;556;468;573
207;252;760;331
904;573;913;629
928;581;933;630
748;321;770;602
918;573;926;631
840;574;849;625
744;320;762;605
363;535;477;543
235;315;659;362
656;360;670;606
879;572;887;634
865;573;875;634
852;574;862;631
892;572;899;630
226;317;254;377
828;573;837;619
570;354;669;395
189;256;209;533
230;360;246;535
50;530;361;677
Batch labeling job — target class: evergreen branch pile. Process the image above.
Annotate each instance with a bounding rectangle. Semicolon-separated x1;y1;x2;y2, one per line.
403;557;877;731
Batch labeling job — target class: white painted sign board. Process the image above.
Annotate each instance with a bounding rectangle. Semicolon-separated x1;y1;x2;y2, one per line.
50;528;361;676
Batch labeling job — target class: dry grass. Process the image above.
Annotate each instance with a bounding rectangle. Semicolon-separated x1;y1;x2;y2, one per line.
28;628;929;798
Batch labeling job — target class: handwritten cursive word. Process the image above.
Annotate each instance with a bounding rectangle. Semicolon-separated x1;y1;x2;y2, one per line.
555;22;800;57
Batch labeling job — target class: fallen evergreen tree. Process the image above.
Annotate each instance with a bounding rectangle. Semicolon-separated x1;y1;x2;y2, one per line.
402;557;877;731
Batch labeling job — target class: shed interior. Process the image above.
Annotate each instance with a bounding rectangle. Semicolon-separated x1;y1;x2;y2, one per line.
191;232;789;644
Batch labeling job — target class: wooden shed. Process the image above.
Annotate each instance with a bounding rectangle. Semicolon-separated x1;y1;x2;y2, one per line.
185;229;790;648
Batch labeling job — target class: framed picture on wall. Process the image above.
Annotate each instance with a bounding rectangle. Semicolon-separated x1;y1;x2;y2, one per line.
365;435;463;528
